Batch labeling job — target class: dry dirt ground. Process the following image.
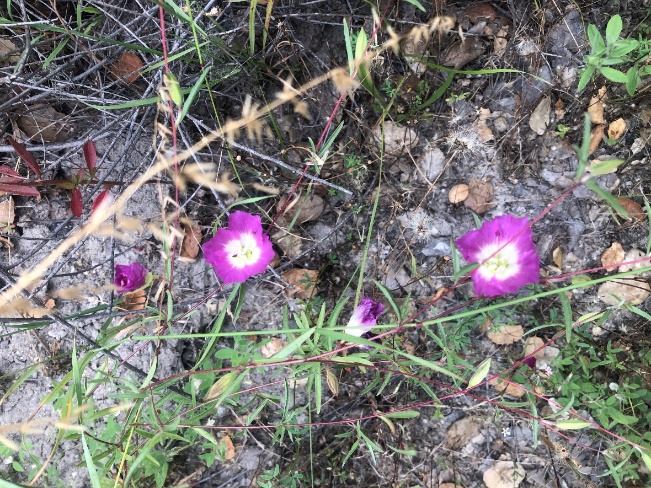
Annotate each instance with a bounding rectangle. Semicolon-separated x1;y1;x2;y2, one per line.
1;1;651;487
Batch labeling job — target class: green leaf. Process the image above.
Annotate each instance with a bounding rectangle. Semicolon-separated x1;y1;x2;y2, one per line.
178;65;210;124
584;178;630;218
556;419;592;430
382;410;420;419
388;445;418;456
600;66;627;83
453;262;480;283
402;0;426;12
467;358;491;388
164;72;183;107
609;40;639;57
587;24;605;53
605;15;622;45
589;158;624;175
638;448;651;473
626;66;638;96
578;65;596;91
571;274;592;285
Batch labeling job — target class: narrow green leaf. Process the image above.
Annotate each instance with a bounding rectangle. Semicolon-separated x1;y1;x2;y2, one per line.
343;18;354;75
626;66;638;96
388;445;418;456
589;158;624;175
584;179;630;218
467;358;491;388
453;262;480;283
272;328;314;359
178;65;210;124
403;0;426;12
81;432;101;488
559;291;573;342
382;410;420;419
374;280;401;319
556;419;593;430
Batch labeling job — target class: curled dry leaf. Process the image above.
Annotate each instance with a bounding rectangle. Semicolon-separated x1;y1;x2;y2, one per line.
449;184;469;203
524;336;546;360
260;338;285;358
588;124;604;155
529;96;551;135
277;193;324;225
0;192;15;234
0;38;20;64
110;52;143;84
587;86;607;125
616;197;645;221
447;416;483;450
601;242;625;270
118;289;147;314
483;460;526;488
464;179;493;214
488;377;526;398
17;106;74;143
607;118;627;141
272;229;302;259
180;220;202;260
372;121;419;155
487;324;523;345
282;268;318;299
552;246;563;269
219;435;236;462
619;248;651;275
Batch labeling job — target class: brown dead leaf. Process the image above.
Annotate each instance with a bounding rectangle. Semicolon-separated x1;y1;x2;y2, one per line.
524;337;546;360
110;52;143;84
272;229;302;259
493;27;509;55
443;38;484;70
552;246;563;269
529;97;551;135
0;38;20;64
119;289;147;314
587;86;607;125
607;118;627;140
449;184;469;204
464;179;493;214
616;197;645;221
277;193;324;225
588;124;605;155
488;377;526;398
282;269;318;299
44;298;56;309
180;220;202;260
601;242;625;270
486;324;523;345
554;98;565;119
598;279;651;306
16;106;73;143
219;435;236;461
260;338;285;358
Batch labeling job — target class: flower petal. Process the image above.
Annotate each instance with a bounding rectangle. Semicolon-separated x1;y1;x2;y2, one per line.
203;218;274;284
114;263;148;293
228;211;264;235
345;297;384;336
455;215;539;297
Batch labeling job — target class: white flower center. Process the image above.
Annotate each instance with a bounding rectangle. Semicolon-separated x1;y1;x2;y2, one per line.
224;233;261;269
477;243;520;280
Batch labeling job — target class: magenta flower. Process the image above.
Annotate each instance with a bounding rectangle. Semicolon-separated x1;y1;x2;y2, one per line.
455;215;540;297
202;211;274;284
344;297;385;337
114;263;148;294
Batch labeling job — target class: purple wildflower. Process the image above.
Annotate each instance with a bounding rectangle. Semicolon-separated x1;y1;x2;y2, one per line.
202;211;275;284
114;263;148;294
455;215;540;297
344;297;385;337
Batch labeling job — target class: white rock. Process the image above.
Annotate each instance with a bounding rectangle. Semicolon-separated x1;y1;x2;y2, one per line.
417;144;446;180
372;122;419;155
